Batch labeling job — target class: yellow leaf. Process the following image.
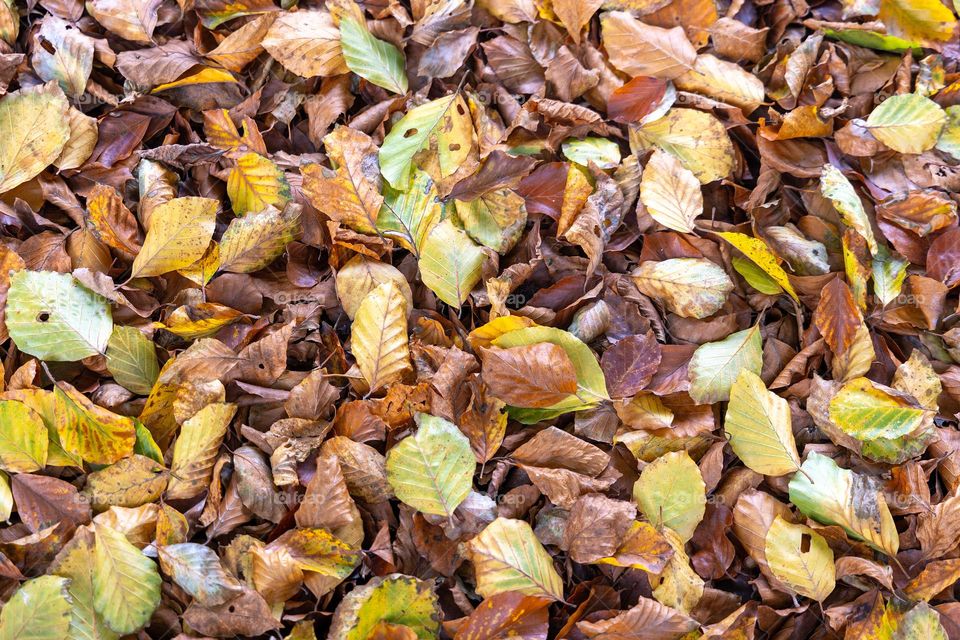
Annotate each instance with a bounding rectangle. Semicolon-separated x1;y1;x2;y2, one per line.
878;0;957;46
131;197;219;278
218;203;301;273
0;400;47;473
262;10;347;77
335;254;412;320
157;303;245;340
351;281;411;392
865;93;946;154
631;258;734;319
633;450;705;541
166;403;236;500
0;82;70;194
92;523;162;634
82;454;168;510
820;164;879;254
892;350;942;411
640;148;703;233
152;67;237;92
227;152;291;215
465;517;564;600
674;54;766;112
467;316;538;351
724;370;801;476
203;108;266;156
717;231;799;301
55;382;136;465
651;528;704;613
418;219;485;307
629;108;735;184
764;516;836;601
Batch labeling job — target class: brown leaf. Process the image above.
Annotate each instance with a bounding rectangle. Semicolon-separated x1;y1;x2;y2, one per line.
480;343;578;408
601;333;662;398
814;276;863;356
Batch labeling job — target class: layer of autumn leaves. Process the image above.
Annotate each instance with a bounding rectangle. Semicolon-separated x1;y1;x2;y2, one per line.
2;0;960;637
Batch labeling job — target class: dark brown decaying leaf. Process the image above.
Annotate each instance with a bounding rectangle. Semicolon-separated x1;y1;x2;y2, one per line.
601;332;662;398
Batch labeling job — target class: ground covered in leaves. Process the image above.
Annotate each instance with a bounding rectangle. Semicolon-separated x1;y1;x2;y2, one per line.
3;0;960;638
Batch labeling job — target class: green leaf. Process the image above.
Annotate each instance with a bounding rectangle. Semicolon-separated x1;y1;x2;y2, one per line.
732;256;783;295
865;93;946;154
93;523;162;634
0;575;72;640
829;376;934;441
632;450;705;541
872;245;908;305
328;574;439;640
418;218;485;307
133;420;164;463
788;452;899;555
819;164;878;254
724;370;801;476
50;528;119;640
106;326;159;395
339;15;408;94
452;189;527;254
158;543;244;606
377;169;443;254
687;325;763;404
6;270;113;361
716;232;799;301
562;137;621;169
385;413;475;516
823;27;923;54
764;516;835;602
465;517;564;600
379;94;473;189
0;400;48;472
